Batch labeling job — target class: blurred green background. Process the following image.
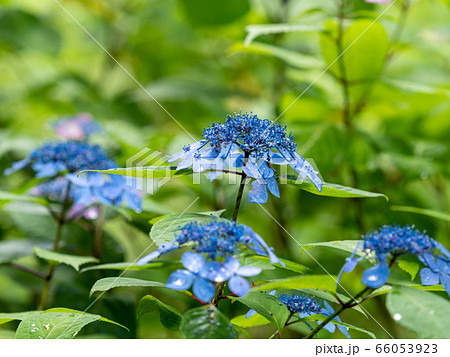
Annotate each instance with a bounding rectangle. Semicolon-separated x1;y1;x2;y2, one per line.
0;0;449;339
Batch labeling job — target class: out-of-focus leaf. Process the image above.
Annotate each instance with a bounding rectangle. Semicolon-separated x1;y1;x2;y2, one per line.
391;205;450;223
179;0;249;26
180;305;237;339
244;23;322;45
137;295;183;331
0;190;47;206
386;286;450;338
34;247;98;272
81;166;191;179
231;42;324;69
0;239;51;264
251;275;337;294
80;261;181;273
90;277;164;297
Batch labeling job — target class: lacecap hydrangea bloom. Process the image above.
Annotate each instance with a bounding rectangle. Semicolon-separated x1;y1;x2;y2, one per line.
338;225;450;296
168;112;322;204
138;218;284;302
246;290;350;338
6;128;141;219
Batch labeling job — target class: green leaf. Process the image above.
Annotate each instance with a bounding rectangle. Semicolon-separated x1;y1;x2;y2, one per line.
391;205;450;223
320;19;388;82
397;260;420;281
303;314;376;338
90;277;164;297
395;283;445;292
251;275;337;294
180;305;237;339
137;295;183;331
386;286;450;338
231;42;323;70
150;213;222;244
248;255;310;274
179;0;249;26
81;166;192;179
232;292;289;331
303;240;363;256
0;311;38;326
244;23;323;46
16;312;99;339
0;239;51;264
80;261;181;273
230;313;270;329
282;176;388;200
34;247;98;272
149;209;225;225
0;190;47;206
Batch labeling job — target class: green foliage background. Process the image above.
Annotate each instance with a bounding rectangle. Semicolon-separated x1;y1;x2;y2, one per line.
0;0;449;339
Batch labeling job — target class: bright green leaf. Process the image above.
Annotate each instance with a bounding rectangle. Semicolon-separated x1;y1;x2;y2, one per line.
397;260;420;281
251;275;337;294
249;255;310;274
80;261;180;273
391;205;450;223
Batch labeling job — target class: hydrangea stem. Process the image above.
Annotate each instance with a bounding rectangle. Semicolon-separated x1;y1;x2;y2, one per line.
38;182;71;310
304;286;371;339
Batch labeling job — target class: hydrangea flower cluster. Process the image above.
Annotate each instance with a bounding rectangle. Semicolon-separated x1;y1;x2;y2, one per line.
246;291;350;338
138;218;284;302
339;225;450;295
168;112;322;204
53;114;102;141
6;119;142;219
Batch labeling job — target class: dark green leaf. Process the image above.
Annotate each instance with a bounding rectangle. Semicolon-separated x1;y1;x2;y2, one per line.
90;277;164;297
180;305;237;339
137;295;183;331
34;247;98;272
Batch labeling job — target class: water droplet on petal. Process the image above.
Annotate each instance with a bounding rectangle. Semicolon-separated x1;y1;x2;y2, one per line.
393;313;402;321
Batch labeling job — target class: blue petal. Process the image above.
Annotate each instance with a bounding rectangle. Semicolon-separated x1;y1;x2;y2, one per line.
242;162;261;179
5;158;30;175
337;324;351;339
33;162;66;178
323;301;334;314
123;189;142;212
361;262;390;288
422;252;437;270
322;321;336;333
200;261;231;282
245;309;257;319
223;257;240;275
266;177;280;198
228;275;251;297
420;268;440;285
440;273;450;297
176;159;193;170
181;251;205;274
193;277;216;303
237;266;262;277
166;270;194;290
137;251;161;265
248;180;268;204
435;241;450;259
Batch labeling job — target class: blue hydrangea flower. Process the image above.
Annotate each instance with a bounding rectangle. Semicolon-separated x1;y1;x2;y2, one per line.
246;291;350;338
6;141;142;217
167;253;261;302
138;218;283;265
139;219;282;302
338;225;450;295
168;112;322;203
53;113;102;141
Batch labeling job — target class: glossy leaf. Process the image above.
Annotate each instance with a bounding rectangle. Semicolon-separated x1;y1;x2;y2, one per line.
80;261;181;273
386;286;450;338
232;292;289;331
180;306;237;339
248;255;310;274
